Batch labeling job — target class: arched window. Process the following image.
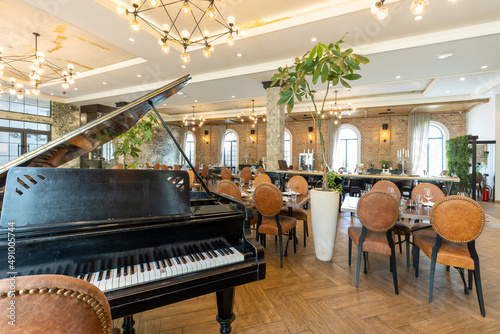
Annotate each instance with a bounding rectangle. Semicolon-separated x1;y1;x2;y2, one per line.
338;125;360;172
284;129;292;167
426;122;449;176
223;130;238;169
186;132;195;164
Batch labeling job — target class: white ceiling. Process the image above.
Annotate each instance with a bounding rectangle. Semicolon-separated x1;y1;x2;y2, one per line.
1;0;499;121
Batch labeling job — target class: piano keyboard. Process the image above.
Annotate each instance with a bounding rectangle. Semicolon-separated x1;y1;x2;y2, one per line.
74;240;245;292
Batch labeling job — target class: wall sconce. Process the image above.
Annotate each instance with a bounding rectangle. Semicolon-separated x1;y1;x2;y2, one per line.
250;129;255;144
203;130;209;144
381;123;390;143
308;127;314;144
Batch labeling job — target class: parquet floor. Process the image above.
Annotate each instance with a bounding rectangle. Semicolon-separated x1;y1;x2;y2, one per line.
114;198;500;333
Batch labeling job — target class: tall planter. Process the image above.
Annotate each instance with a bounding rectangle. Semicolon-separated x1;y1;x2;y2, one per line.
310;188;340;261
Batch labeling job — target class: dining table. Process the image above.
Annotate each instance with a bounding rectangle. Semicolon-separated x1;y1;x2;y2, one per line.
340;196;431;220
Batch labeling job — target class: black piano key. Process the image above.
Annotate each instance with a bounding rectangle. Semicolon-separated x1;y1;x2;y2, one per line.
86;273;93;282
210;241;225;256
45;267;51;274
219;240;234;254
215;241;230;255
155;260;161;269
200;243;213;259
193;244;206;260
64;264;72;276
131;264;136;275
177;247;188;264
98;271;104;281
106;269;112;280
117;267;122;278
145;254;153;271
204;242;218;257
56;265;63;275
185;246;197;262
171;248;182;265
124;266;129;276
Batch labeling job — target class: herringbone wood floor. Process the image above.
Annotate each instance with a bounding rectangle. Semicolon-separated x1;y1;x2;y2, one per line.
114;199;500;333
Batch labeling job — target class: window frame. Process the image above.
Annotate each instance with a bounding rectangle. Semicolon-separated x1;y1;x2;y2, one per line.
284;128;292;167
223;130;239;169
426;121;449;175
338;124;361;171
185;131;196;165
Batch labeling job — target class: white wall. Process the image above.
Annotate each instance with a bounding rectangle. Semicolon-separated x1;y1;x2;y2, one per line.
468;98;495;140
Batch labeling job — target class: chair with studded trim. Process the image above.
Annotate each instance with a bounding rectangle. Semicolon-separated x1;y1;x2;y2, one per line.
280;175;310;247
413;195;486;316
0;274;119;334
253;173;271;187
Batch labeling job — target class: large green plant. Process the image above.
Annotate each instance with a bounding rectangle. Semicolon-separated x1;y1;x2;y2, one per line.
446;135;471;193
113;112;159;168
271;35;369;191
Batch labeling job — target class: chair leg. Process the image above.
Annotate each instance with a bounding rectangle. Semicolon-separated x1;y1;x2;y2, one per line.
414;245;420;277
279;234;284;268
348;237;352;266
387;230;399;295
474;269;486;317
405;234;410;269
363;251;368;274
429;236;443;302
398;234;402;253
468;270;473;290
303;220;307;247
293;227;297;253
355;228;367;288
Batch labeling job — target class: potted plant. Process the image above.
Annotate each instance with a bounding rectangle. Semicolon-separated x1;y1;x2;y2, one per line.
381;160;391;169
271;35;369;261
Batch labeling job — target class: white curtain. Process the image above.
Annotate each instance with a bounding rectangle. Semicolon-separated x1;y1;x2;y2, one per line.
217;125;226;166
179;127;187;164
408;113;430;175
327;119;342;171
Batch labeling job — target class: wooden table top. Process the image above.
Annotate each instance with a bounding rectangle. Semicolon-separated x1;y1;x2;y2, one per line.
341;196;431;220
242;188;310;208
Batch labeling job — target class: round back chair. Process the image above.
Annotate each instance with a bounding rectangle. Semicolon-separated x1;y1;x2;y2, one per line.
357;191;399;232
202;165;209;178
254;183;283;217
372;180;401;201
287;175;308;195
257;167;266;175
173;164;181;171
240;169;253;184
241;167;252;174
0;275;113;334
221;168;232;180
430;195;485;243
218;180;242;200
143;162;150;168
153;163;161;170
160;164;169;170
187;170;195;187
411;183;444;202
254;173;271;187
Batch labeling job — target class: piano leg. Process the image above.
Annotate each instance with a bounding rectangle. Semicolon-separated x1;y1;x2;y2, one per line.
122;315;135;334
215;288;236;334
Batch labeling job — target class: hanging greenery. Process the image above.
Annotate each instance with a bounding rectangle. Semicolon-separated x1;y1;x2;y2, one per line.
446;135;471;193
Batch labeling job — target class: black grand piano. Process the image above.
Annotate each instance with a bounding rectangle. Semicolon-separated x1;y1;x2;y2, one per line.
0;75;265;334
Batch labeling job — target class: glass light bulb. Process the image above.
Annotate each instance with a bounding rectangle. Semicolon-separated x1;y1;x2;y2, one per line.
203;30;210;38
376;6;389;19
17;94;23;99
62;82;69;89
371;1;380;14
181;30;190;39
209;44;214;52
203;47;211;58
410;0;429;15
227;35;234;46
227;16;235;25
67;64;74;70
30;79;36;85
117;5;127;16
16;83;23;89
161;43;170;53
9;88;15;95
181;52;190;63
37;68;44;75
68;77;75;84
182;1;190;14
207;6;216;20
0;70;3;76
148;0;158;7
131;19;140;31
10;77;16;83
0;46;3;53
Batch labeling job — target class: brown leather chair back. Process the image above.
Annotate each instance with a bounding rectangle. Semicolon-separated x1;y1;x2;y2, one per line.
257;167;266;175
218;180;242;200
240;169;253;184
254;174;271;187
357;191;399;232
202;165;209;178
194;166;200;174
241;167;252;174
411;183;444;202
221;168;232;180
254;183;283;217
116;163;124;170
476;173;483;184
160;164;169;170
0;275;113;334
143;162;150;168
430;196;485;243
153;163;161;170
187;170;195;187
173;164;181;171
288;175;308;195
372;180;401;201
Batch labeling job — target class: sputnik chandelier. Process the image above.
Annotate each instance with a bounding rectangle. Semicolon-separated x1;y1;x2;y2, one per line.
183;106;205;131
237;100;266;128
371;0;429;20
0;32;79;98
318;90;355;125
118;0;242;64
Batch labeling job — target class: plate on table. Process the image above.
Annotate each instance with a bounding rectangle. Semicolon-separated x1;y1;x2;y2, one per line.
423;201;435;207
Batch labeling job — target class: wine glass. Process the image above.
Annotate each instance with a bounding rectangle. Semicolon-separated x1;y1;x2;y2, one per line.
389;187;396;198
249;180;254;191
365;184;372;192
399;198;406;213
424;188;433;205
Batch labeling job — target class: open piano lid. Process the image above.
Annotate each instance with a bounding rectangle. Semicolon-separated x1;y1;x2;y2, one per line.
0;74;191;188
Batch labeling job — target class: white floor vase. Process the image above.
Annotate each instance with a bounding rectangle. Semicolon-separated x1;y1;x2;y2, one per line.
310;188;340;261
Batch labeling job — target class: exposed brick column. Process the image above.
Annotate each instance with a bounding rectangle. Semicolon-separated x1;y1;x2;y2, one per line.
263;82;285;171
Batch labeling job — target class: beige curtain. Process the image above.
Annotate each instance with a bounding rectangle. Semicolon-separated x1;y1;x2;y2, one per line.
179;127;187;164
408;114;430;175
327;119;342;171
217;125;226;165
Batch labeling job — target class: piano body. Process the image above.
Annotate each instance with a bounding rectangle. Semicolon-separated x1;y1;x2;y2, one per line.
0;75;265;334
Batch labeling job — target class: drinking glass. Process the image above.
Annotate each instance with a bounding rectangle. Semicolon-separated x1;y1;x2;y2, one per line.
274;180;280;188
458;192;468;197
415;194;423;208
249;180;254;191
389;187;396;198
365;184;372;192
238;181;243;192
399;198;406;213
292;192;297;203
424;188;433;205
286;183;291;194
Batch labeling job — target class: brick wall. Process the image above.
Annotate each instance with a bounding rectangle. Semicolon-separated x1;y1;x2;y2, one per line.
190;112;467;170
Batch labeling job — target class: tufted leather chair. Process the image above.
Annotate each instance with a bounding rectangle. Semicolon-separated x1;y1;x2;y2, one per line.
0;275;118;334
201;165;213;184
220;168;232;180
173;164;181;171
218;180;258;227
240;169;253;184
348;191;400;294
279;176;310;247
372;180;401;201
413;195;486;316
253;174;271;187
257;167;266;175
410;183;445;236
142;162;150;168
153;163;161;170
160;164;169;170
254;183;297;268
187;170;202;190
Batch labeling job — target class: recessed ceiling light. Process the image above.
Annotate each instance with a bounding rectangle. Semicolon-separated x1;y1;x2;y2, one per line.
415;15;422;20
445;90;450;93
489;91;494;94
183;95;188;98
459;77;465;81
181;65;186;68
194;100;198;102
236;53;243;57
396;75;401;79
438;52;453;60
448;0;457;2
74;88;78;91
137;74;142;77
50;93;54;95
129;38;135;42
177;92;183;95
231;96;235;98
311;37;317;42
163;104;167;106
481;65;488;69
102;81;107;85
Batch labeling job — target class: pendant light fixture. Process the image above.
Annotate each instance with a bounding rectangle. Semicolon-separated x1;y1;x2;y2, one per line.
183;106;205;131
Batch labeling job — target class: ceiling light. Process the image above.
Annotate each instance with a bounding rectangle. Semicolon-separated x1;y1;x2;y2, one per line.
163;104;167;106
181;65;186;68
182;106;205;130
438;52;453;59
327;91;355;121
102;81;107;85
118;1;241;64
410;0;429;15
129;38;135;42
194;100;198;102
481;65;488;69
177;92;183;95
396;75;401;79
459;77;465;81
231;96;235;98
236;53;243;57
311;37;317;42
415;15;422;20
448;0;457;2
371;1;389;20
489;91;493;94
74;88;78;91
445;90;450;93
137;74;142;77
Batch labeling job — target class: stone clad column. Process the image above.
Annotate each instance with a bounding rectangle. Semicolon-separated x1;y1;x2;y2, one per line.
263;82;285;171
